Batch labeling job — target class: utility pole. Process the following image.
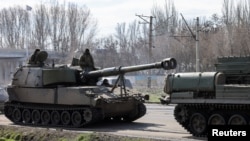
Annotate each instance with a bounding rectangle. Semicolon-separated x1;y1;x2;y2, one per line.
136;14;155;88
180;14;200;72
149;16;153;86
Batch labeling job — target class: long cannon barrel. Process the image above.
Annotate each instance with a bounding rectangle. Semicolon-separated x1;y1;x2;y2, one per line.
86;58;177;78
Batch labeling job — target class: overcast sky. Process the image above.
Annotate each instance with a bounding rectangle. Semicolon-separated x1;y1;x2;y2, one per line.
0;0;224;37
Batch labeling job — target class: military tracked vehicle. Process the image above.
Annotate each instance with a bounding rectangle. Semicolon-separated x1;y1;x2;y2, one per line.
164;56;250;137
4;50;177;128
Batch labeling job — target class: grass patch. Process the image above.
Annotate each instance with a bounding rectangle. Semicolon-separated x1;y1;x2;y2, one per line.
0;129;21;141
0;125;165;141
76;133;97;141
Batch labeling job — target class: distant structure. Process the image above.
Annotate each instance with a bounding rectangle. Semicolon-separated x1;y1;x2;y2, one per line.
0;49;26;85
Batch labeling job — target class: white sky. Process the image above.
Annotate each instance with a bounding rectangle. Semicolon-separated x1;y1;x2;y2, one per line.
0;0;224;37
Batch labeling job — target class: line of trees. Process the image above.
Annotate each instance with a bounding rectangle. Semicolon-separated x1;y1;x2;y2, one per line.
1;0;250;74
97;0;250;73
0;1;97;53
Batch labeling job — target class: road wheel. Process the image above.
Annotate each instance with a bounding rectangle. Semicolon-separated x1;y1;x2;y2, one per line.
41;110;50;125
51;111;60;125
61;111;71;125
22;109;31;123
208;113;226;125
32;110;41;124
174;104;188;123
71;111;82;127
189;113;207;136
4;106;13;118
12;108;22;122
83;108;92;123
228;114;247;125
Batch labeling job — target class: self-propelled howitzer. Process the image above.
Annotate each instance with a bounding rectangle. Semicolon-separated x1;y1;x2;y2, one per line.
4;51;177;128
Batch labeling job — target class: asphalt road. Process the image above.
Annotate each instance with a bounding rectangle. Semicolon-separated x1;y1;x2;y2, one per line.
0;104;206;141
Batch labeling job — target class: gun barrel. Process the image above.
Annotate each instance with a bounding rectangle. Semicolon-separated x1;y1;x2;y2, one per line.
86;58;177;77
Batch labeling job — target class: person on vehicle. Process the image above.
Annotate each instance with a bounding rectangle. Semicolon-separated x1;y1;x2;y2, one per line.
28;49;40;64
79;48;95;71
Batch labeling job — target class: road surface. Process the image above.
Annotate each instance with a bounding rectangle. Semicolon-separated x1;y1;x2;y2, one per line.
0;104;206;141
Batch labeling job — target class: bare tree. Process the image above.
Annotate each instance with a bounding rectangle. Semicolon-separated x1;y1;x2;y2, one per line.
33;4;50;50
66;3;97;54
94;36;120;68
49;1;67;52
222;0;235;55
0;7;30;49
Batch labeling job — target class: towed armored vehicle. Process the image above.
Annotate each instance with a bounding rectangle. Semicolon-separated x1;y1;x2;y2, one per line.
4;50;177;128
164;56;250;137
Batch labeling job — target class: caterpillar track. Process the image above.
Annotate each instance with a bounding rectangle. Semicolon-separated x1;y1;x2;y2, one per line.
4;102;103;128
174;103;250;137
4;101;146;128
